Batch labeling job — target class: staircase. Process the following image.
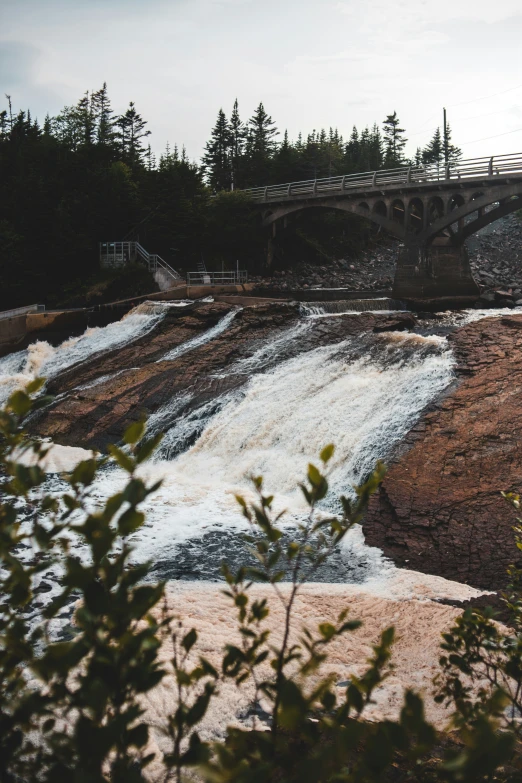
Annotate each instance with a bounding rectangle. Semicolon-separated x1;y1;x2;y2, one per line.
196;257;210;283
99;241;183;291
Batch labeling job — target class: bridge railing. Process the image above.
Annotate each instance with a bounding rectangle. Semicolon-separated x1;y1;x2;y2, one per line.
242;151;522;203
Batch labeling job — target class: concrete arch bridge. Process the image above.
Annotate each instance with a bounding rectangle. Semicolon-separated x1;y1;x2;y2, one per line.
243;153;522;302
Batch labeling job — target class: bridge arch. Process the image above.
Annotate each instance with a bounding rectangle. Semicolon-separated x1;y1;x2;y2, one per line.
373;200;387;218
427;196;445;225
408;198;424;231
391;199;406;225
358;201;370;211
448;193;466;212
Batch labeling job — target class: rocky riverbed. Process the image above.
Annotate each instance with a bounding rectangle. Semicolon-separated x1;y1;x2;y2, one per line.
21;295;522;597
249;214;522;307
363;312;522;591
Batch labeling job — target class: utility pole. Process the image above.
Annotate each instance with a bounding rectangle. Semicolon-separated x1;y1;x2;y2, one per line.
443;107;449;165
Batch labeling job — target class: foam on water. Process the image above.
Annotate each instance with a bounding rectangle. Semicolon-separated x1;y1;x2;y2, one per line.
159;308;241;362
80;329;456;571
438;305;522;325
0;302;173;404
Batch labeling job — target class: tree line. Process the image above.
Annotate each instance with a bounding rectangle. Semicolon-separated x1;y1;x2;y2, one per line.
203;101;462;192
0;85;462;306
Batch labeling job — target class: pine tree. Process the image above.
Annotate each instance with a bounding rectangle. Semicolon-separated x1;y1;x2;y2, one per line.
202;108;232;192
145;144;156;171
422;127;443;166
75;91;95;146
229;99;246;189
91;83;115;148
445;124;462;163
382;111;407;166
0;110;8;141
114;102;151;165
345;126;360;173
272;129;297;183
369;123;384;170
245;102;278;185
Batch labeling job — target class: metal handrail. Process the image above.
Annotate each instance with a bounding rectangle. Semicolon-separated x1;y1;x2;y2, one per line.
0;304;45;321
99;241;182;282
187;271;248;286
135;243;183;281
241;151;522;203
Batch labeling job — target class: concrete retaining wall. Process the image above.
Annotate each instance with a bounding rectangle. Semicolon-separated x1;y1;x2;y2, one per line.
0;314;28;347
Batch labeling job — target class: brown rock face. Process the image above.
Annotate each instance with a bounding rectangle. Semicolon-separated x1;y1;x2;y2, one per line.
364;314;522;591
31;303;415;453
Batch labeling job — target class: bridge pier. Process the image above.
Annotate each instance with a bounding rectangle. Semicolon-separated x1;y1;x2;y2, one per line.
392;238;480;305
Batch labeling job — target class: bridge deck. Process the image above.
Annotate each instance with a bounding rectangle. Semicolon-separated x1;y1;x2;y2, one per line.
243;152;522;205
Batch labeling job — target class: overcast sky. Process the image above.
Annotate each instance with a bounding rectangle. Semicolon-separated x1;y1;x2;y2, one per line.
2;0;522;165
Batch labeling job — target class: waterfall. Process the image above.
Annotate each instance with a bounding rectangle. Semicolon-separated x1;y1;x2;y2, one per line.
159;308;241;362
84;328;455;574
300;299;407;316
0;301;175;405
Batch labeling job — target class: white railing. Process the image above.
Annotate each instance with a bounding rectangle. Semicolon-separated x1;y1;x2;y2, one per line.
99;241;183;283
0;304;45;321
134;243;183;282
186;271;248;286
242;152;522;203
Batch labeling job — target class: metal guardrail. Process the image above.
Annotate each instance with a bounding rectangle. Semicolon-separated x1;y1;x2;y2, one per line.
99;241;183;283
134;243;183;282
187;271;248;286
0;304;45;321
242;152;522;203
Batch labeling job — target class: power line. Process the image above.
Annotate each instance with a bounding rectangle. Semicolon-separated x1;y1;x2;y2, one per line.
410;107;519;139
448;83;522;109
461;127;522;145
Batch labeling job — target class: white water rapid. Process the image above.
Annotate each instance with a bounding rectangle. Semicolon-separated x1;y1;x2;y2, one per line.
0;301;179;405
85;327;456;581
13;303;508;624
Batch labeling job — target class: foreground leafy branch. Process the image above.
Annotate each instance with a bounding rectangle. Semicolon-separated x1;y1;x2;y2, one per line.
1;381;522;782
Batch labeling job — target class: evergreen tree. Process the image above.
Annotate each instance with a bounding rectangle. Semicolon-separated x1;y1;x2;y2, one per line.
272;129;297;183
345;126;360;173
245;102;278;185
369;123;384;170
229;98;246;189
382;111;407;166
422;127;443;165
445;124;462;163
114;102;151;166
75;91;95;146
0;110;8;141
202;108;232;192
91;82;115;148
145;144;156;171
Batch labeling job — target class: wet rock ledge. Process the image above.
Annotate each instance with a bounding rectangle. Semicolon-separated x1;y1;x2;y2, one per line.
364;314;522;592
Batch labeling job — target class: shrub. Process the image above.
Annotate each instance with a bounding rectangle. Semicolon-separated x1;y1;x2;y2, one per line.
1;381;522;781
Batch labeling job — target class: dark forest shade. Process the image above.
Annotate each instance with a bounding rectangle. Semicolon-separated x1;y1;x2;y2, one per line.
0;88;459;308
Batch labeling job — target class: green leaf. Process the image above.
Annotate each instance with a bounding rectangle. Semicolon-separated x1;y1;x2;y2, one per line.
8;390;32;417
70;459;97;487
117;508;145;536
108;444;135;473
136;432;163;463
25;377;46;395
320;444;335;463
124;419;146;445
182;628;198;653
307;462;322;487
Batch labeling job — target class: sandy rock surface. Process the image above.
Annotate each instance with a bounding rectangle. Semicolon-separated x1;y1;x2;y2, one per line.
139;580;485;780
364;313;522;590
